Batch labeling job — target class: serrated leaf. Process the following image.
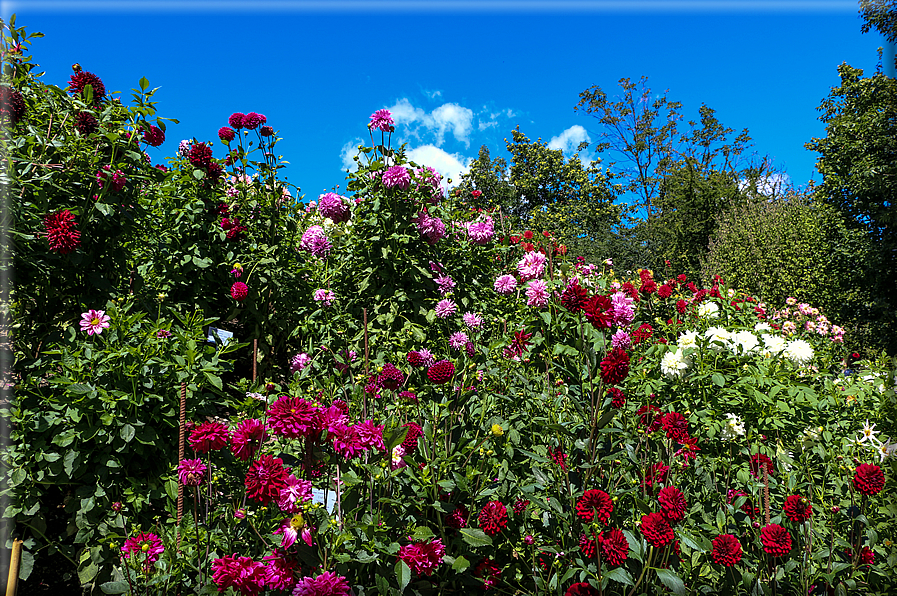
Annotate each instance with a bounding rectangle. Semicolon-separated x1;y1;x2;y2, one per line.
460;528;493;547
395;560;411;593
411;526;435;541
604;566;634;586
655;569;686;595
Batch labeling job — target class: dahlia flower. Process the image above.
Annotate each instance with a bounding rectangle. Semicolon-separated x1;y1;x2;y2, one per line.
660;348;690;379
784;339;814;366
711;534;743;566
317;192;350;223
80;309;110;335
435;299;457;318
478;501;508;536
494;274;518;295
382;165;411;190
121;532;163;566
178;458;206;487
516;251;546;280
211;554;266;596
398;538;445;576
45;210;81;254
300;225;332;258
369;108;394;132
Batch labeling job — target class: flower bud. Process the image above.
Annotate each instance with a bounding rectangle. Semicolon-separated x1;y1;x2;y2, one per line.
831;506;840;513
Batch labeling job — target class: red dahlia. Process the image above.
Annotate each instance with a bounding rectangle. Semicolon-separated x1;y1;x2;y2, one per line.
640;279;657;295
658;486;687;523
75;111;98;135
575;489;613;524
582;294;613;329
760;524;792;557
711;534;743;566
188;421;230;453
260;125;274;137
579;534;597;558
621;281;639;302
513;499;530;515
749;453;774;478
783;495;812;523
400;422;422;453
597;528;629;566
231;281;248;301
474;557;501;590
68;71;105;100
548;446;568;471
657;284;673;299
0;86;26;124
188;142;213;168
218;126;236;142
43;210;81;254
565;582;599;596
378;363;405;390
661;412;689;441
642;462;670;491
632;323;653;344
606;387;625;408
846;546;874;566
853;463;885;496
245;454;290;505
560;281;589;312
637;404;662;432
640;512;675;548
599;348;630;385
427;360;455;385
445;504;469;529
676;299;688;314
143;125;165;147
478;501;508;536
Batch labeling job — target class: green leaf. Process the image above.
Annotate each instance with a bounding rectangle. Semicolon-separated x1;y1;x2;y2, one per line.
622;529;644;562
655;569;686;595
460;528;493;547
138;76;149;91
18;550;33;581
120;424;135;443
395;560;411;593
452;555;470;571
100;581;129;594
604;566;634;586
411;526;435;541
711;373;725;387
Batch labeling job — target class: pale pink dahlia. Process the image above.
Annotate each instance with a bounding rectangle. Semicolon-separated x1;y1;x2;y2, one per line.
494;274;517;295
517;251;547;280
80;309;111;335
526;279;549;308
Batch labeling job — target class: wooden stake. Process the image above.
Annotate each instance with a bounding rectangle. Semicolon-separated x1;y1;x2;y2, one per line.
5;538;22;596
252;339;258;383
176;382;186;548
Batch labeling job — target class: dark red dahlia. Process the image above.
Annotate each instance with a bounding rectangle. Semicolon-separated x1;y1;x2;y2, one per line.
401;422;422;453
43;210;81;254
75;111;98;135
783;495;812;523
579;534;597;558
0;86;26;124
363;375;380;396
711;534;742;566
606;387;625;408
640;512;675;548
677;274;687;283
398;390;418;402
709;284;722;299
676;299;688;314
188;142;213;168
621;281;639;302
582;294;613;329
853;463;885;496
188;421;230;453
143;125;165;147
640;279;657;295
658;486;687;523
548;446;568;471
513;499;530;515
245;454;290;505
445;504;469;529
205;159;223;183
565;583;599;596
575;489;612;524
478;501;508;536
427;360;455;385
260;125;274;137
242;112;264;130
760;523;792;557
749;453;774;479
599;348;630;385
637;404;662;432
727;489;759;519
68;71;105;101
642;462;669;491
597;528;629;567
632;323;653;344
378;363;405;390
218;126;236;142
560;281;589;312
661;412;689;441
474;558;501;590
231;281;248;301
846;546;874;566
228;112;245;129
406;351;425;367
657;284;673;299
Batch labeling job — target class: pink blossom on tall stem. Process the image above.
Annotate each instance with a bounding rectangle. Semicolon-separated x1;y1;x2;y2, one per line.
80;309;111;335
526;279;549;308
177;458;207;487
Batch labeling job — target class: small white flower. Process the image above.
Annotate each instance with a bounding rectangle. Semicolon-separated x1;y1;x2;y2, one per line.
677;330;700;349
762;334;787;355
875;438;897;463
727;288;736;298
731;330;759;355
697;302;720;318
720;413;745;440
705;326;732;351
660;348;690;379
856;419;880;445
784;339;814;365
754;322;773;333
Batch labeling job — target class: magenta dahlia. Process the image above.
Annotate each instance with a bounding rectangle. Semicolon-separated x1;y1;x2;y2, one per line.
218;126;236;142
177;458;207;487
317;192;350;224
43;210;81;254
369;108;394;132
478;501;508;536
292;570;351;596
427;360;455;385
211;554;266;596
230;418;267;461
245;454;290;505
398;538;445;576
266;395;321;439
575;489;613;524
231;281;248;302
378;363;405;390
188;421;229;453
143;125;165;147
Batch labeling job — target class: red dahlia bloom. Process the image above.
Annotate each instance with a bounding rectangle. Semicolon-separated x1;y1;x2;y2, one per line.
606;387;625;408
230;418;267;461
548;446;568;471
640;512;675;548
445;504;469;529
378;362;405;390
749;453;774;478
245;454;290;505
398;538;445;576
427;360;455;384
188;421;229;453
242;112;264;130
657;284;673;299
640;279;657;295
474;557;501;590
676;299;688;314
642;462;670;491
846;546;874;566
401;422;422;453
231;281;248;301
658;486;687;522
143;125;165;147
266;395;321;439
637;404;663;432
565;582;599;596
513;499;530;515
583;294;614;329
75;111;98;135
711;534;743;566
760;524;792;557
632;323;653;344
579;533;597;558
68;71;105;100
560;281;589;312
597;528;629;567
783;495;812;523
575;489;613;524
0;87;25;124
661;412;689;441
478;501;508;536
187;142;213;168
43;210;81;254
599;348;630;385
853;463;885;496
621;281;639;301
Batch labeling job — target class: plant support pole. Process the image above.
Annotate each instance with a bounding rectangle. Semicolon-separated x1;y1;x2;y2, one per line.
5;538;21;596
176;382;186;548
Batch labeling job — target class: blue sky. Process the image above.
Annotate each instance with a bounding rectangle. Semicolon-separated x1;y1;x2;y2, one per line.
4;0;891;203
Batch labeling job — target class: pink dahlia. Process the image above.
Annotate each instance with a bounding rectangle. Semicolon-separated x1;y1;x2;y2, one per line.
230;418;267;461
526;279;549;308
413;211;446;244
494;274;518;295
228;112;245;129
188;421;229;453
143;125;165;147
45;210;81;254
445;504;469;529
266;396;321;439
466;215;495;245
449;331;469;350
187;142;213;168
407;349;435;368
274;513;313;549
79;309;110;335
378;363;405;390
177;458;206;487
121;532;164;567
292;570;352;596
211;554;266;596
435;299;457;318
300;225;332;258
398;538;445;576
313;289;334;307
355;420;386;451
231;281;249;302
245;454;290;505
517;251;546;280
369;108;394;132
382;165;411;190
317;192;350;223
290;352;312;374
330;423;366;459
218;126;236;142
263;549;299;591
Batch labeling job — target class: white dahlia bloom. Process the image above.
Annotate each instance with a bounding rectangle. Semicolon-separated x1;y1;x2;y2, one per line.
784;339;814;365
720;413;745;440
660;348;690;379
677;330;700;350
697;302;720;318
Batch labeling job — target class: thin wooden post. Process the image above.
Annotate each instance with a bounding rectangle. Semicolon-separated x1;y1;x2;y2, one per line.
5;538;22;596
176;382;186;548
252;339;258;383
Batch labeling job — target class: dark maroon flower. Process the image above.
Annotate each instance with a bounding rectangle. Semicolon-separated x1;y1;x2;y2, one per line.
548;446;567;471
218;126;236;142
0;86;26;124
406;351;426;367
846;546;874;566
143;125;165;147
637;404;662;432
575;489;612;524
228;112;245;129
427;360;455;385
749;453;774;478
513;499;530;515
242;112;264;130
75;111;98;135
606;387;625;408
640;512;675;548
445;504;468;529
43;210;81;254
597;528;629;567
68;71;105;101
760;524;792;557
398;390;418;402
658;486;687;523
621;281;639;301
579;534;596;558
676;299;688;314
260;125;274;137
853;463;885;496
582;294;613;329
474;557;501;590
188;142;213;168
565;583;599;596
600;348;629;385
401;422;422;454
661;412;689;441
657;284;673;299
783;495;812;523
711;534;742;566
478;501;508;536
560;281;589;312
642;462;669;491
378;363;405;390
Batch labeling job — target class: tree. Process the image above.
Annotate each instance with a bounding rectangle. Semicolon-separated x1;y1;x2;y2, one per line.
860;0;897;43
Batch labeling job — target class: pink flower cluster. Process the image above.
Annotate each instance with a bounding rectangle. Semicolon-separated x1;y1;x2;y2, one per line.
413;211;446;244
317;192;350;223
465;215;495;245
300;225;332;258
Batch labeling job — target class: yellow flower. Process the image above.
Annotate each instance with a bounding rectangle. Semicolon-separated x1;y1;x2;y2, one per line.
491;424;504;437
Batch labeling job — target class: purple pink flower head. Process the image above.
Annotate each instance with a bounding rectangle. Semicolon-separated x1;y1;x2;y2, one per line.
178;458;207;487
526;279;549;308
80;309;110;335
313;289;335;307
317;192;350;224
218;126;236;142
494;274;518;295
300;225;332;258
230;418;267;461
414;211;446;244
449;331;469;350
188;421;230;453
44;210;81;254
292;570;352;596
435;299;457;319
121;532;164;567
369;108;394;132
382;165;411;190
466;215;495;245
398;538;445;576
211;554;266;596
242;112;265;130
517;251;547;280
266;395;320;439
463;312;484;330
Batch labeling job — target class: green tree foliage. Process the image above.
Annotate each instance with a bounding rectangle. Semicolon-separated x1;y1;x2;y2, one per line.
860;0;897;43
805;62;897;353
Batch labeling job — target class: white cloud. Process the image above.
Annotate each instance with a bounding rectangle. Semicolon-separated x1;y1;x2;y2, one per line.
423;89;443;100
738;172;792;197
407;145;472;187
340;137;364;172
548;125;591;154
386;98;474;147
